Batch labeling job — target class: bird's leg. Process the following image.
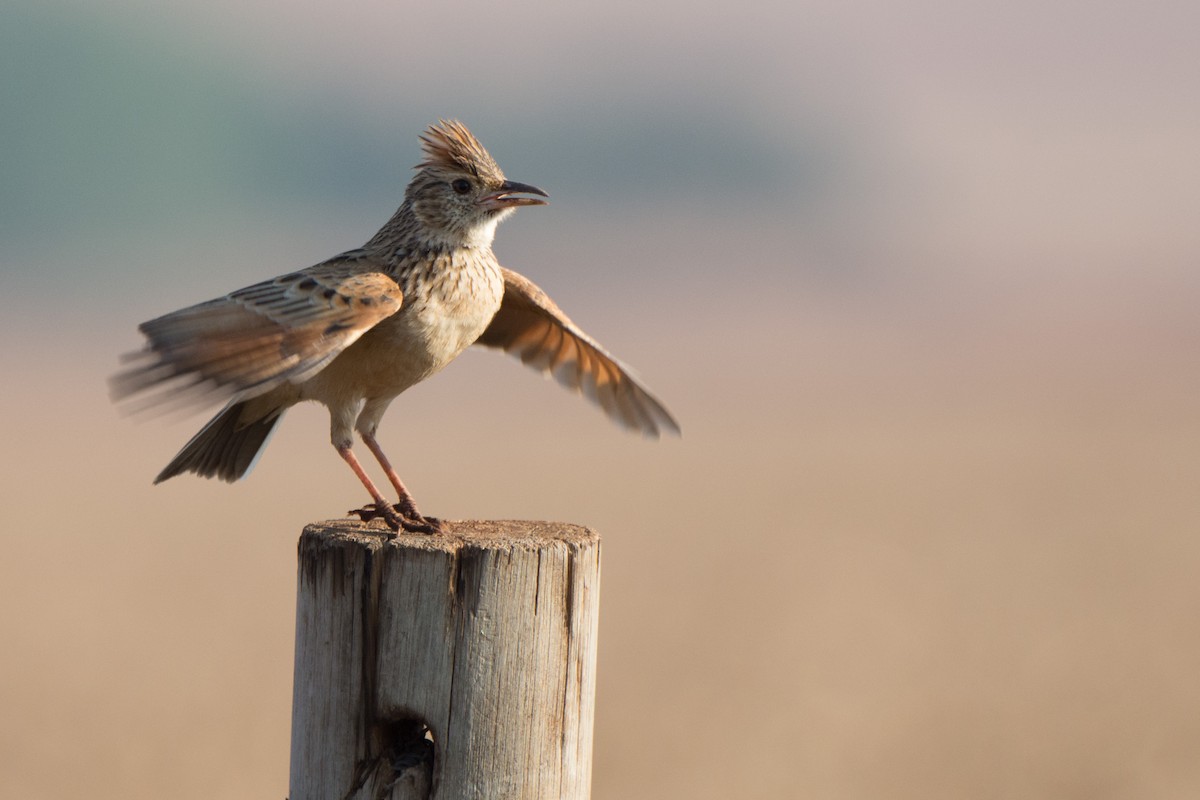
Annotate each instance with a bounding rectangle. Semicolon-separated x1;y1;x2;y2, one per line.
360;432;442;534
336;443;436;535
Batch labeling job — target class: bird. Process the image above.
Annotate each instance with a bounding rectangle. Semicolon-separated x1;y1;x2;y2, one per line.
112;120;679;534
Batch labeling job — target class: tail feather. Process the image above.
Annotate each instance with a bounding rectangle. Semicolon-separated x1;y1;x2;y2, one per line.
155;401;284;484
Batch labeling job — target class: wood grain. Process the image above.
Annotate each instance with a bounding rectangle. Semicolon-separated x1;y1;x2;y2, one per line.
289;519;601;800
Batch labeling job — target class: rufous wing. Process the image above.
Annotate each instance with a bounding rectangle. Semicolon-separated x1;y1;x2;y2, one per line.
112;258;403;412
475;268;680;438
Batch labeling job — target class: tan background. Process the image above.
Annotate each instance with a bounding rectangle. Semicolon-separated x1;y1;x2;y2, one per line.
3;1;1199;797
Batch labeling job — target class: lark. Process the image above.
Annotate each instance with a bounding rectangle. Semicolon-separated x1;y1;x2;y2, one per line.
112;120;679;533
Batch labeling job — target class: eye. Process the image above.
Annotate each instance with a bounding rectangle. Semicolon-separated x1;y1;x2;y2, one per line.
451;178;472;195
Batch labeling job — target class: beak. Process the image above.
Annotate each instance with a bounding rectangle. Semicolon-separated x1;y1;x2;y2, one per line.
478;180;549;211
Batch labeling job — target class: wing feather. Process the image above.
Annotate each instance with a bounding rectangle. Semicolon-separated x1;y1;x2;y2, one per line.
112;258;402;412
475;268;680;438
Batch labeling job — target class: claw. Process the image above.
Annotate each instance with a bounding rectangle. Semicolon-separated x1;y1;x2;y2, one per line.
406;515;443;535
349;503;443;535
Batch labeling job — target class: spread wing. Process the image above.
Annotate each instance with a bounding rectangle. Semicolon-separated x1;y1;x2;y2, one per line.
475;268;680;438
112;256;403;412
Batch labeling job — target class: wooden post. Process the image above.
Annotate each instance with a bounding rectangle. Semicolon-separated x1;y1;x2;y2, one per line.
289;519;601;800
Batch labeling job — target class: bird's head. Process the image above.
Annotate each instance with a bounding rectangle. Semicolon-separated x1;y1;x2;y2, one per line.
405;120;548;247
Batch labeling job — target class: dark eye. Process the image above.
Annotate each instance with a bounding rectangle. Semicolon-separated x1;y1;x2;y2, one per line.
451;179;472;195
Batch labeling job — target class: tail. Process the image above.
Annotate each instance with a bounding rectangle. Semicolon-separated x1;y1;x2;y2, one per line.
155;401;285;484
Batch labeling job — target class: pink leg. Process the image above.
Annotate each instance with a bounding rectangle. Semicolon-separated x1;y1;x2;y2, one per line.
336;443;438;535
361;432;424;520
337;443;391;507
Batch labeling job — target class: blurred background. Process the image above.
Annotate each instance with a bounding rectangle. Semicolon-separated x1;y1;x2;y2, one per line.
3;0;1199;797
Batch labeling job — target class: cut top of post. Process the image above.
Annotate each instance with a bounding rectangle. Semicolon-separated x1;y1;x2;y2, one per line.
300;518;600;555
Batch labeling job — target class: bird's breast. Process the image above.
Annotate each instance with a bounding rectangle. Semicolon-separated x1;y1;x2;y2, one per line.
300;252;502;404
361;252;503;385
400;249;504;357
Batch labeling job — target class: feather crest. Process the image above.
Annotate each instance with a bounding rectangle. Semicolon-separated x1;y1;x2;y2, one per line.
417;119;503;180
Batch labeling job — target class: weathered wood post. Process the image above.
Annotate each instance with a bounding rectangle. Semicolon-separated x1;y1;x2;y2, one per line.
289;519;601;800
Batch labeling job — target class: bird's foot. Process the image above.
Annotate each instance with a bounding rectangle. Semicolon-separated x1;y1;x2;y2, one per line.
349;503;443;535
402;515;443;535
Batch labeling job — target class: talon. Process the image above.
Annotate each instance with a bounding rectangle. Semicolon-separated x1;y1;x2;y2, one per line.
402;515;443;535
349;503;387;523
348;502;402;536
349;505;376;522
349;503;442;535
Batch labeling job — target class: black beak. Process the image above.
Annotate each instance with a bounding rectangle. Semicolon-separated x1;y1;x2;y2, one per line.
479;180;549;210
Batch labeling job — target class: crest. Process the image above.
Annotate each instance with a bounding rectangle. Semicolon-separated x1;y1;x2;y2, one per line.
417;120;504;181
